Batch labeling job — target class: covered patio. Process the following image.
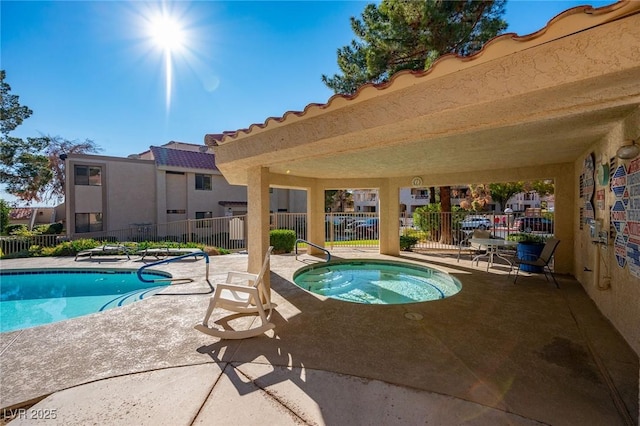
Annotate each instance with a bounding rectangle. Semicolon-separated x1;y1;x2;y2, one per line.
204;0;640;420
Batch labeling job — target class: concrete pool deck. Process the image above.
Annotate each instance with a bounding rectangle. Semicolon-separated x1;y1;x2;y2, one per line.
0;250;638;425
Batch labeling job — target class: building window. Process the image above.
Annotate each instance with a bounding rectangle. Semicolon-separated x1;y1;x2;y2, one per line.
74;166;102;186
75;213;103;233
167;209;186;214
195;174;212;190
195;211;213;228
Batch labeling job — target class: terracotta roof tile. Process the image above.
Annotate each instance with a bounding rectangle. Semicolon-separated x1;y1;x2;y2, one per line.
9;208;33;220
150;146;217;170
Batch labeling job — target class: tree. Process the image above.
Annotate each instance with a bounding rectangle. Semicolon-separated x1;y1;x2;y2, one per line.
325;189;353;212
322;0;507;94
0;70;101;204
460;183;493;211
488;182;524;211
527;180;554;197
487;181;554;211
0;70;32;135
0;199;10;235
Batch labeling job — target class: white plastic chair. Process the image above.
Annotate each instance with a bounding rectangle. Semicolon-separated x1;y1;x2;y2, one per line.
457;229;491;262
194;246;275;339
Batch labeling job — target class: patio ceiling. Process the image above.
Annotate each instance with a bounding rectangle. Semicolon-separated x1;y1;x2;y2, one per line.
207;2;640;186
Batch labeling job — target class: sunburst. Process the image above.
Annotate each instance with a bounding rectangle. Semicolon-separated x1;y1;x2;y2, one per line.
146;9;186;111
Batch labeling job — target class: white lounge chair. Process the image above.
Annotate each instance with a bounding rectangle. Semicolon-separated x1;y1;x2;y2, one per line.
75;244;131;261
194;246;275;339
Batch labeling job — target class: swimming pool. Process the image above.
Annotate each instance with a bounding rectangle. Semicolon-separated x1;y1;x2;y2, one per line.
293;259;461;304
0;269;171;333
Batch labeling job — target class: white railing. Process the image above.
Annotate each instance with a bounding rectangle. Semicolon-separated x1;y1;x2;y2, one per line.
2;211;554;256
0;235;63;256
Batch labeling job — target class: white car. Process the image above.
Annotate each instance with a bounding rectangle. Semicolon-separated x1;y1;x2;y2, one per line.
460;216;492;230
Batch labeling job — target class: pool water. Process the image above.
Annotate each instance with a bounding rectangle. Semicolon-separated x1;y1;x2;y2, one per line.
0;269;171;332
293;260;461;304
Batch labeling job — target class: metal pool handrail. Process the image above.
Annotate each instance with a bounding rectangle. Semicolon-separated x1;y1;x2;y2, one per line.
137;251;210;283
295;239;331;262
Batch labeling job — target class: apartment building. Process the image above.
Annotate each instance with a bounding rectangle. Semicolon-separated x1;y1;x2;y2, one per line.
64;142;305;239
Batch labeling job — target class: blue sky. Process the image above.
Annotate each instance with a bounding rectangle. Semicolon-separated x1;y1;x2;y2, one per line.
1;0;612;204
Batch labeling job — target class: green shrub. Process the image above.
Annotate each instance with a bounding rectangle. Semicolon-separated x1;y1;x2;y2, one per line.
402;228;426;241
70;238;102;252
400;235;419;251
47;222;64;234
270;229;296;253
506;233;547;244
413;205;440;233
7;224;27;235
41;243;75;257
1;249;30;259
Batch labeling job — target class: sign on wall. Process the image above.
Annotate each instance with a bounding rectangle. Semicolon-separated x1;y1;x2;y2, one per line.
610;157;640;278
625;157;640;278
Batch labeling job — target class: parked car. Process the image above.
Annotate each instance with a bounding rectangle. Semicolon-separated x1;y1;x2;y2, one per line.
513;217;554;233
345;218;379;239
460;216;492;230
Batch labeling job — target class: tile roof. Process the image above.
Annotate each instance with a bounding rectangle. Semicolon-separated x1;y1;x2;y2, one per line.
150;146;217;171
9;208;33;220
205;1;637;146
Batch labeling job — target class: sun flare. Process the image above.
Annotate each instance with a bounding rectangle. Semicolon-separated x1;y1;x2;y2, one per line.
129;2;214;114
148;14;185;52
143;8;189;112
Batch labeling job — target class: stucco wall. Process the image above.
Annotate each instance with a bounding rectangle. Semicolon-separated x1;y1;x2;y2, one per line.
104;159;157;230
573;108;640;356
162;170;248;219
166;172;187;221
67;156;157;236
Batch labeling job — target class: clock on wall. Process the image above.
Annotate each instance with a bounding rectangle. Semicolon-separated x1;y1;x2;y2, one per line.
411;176;423;187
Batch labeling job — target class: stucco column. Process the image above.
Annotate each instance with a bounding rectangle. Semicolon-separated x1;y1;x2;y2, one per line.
247;166;271;296
306;180;326;255
554;165;575;275
379;179;400;256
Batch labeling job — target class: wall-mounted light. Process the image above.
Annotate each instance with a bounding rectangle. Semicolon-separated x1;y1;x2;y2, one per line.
616;139;639;160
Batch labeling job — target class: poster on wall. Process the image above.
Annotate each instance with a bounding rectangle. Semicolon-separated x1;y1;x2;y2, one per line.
596;189;605;210
610;162;628;270
611;164;627;198
615;234;627;268
611;199;627;235
625;157;640;278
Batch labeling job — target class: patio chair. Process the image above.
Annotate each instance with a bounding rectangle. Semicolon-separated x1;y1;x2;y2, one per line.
137;247;205;260
457;229;491;262
194;246;275;339
75;244;131;261
511;238;561;288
